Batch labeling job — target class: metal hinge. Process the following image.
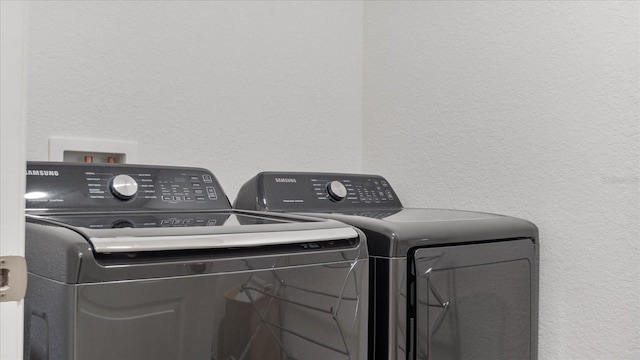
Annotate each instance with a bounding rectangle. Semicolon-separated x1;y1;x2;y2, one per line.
0;256;27;302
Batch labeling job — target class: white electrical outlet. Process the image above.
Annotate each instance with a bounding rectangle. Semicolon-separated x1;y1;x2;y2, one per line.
49;137;138;164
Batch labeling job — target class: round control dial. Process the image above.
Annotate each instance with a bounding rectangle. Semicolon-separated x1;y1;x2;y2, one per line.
327;181;347;202
110;174;138;200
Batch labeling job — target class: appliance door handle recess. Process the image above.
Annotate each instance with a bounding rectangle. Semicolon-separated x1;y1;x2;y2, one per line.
89;227;359;253
415;254;451;336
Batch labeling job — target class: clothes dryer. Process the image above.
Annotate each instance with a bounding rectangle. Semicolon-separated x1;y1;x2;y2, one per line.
234;172;539;360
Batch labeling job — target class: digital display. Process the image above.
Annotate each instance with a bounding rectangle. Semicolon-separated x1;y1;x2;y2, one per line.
174;177;186;183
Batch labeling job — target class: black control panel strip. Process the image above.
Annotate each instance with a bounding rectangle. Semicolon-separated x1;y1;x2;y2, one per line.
234;172;403;212
25;162;231;213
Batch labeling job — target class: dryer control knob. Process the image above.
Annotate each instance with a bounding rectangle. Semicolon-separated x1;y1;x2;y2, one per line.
110;174;138;200
327;181;347;202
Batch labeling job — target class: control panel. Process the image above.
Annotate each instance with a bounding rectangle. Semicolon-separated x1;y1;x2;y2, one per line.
41;213;233;229
25;162;230;212
234;172;403;212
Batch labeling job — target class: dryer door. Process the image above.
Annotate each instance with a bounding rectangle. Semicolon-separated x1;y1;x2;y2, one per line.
410;239;537;360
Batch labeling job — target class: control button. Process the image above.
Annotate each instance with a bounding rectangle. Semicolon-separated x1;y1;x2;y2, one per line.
385;190;394;200
190;176;199;181
160;219;170;225
173;196;183;201
327;181;347;202
202;174;213;183
192;183;201;187
194;189;204;195
171;219;181;225
206;186;217;200
183;219;194;225
206;220;217;226
196;196;206;201
111;220;134;228
307;243;321;249
381;180;388;187
184;196;194;201
162;196;172;201
110;174;138;200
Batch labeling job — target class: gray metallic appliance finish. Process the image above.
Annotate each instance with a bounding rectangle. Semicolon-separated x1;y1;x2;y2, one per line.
412;239;535;359
234;171;539;360
25;226;368;360
24;163;370;360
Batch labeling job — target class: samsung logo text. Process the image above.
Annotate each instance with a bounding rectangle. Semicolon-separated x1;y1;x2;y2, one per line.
27;170;60;176
275;178;297;183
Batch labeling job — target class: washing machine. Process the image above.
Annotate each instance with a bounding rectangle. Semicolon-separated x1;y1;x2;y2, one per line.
234;172;539;360
23;163;369;360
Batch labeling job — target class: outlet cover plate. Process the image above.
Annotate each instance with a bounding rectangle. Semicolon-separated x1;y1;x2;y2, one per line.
49;137;138;164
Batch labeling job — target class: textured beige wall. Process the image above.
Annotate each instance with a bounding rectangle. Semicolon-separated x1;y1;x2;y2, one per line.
363;2;639;359
25;1;363;200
